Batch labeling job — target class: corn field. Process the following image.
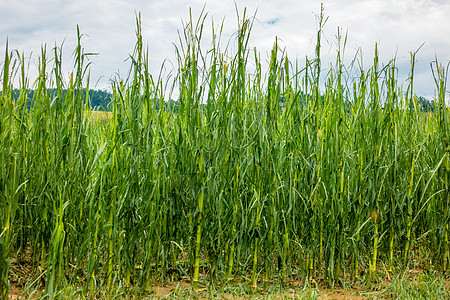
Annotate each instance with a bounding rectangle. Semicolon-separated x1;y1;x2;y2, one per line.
1;8;449;297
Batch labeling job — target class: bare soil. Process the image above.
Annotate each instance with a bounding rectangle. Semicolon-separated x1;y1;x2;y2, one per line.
6;252;449;299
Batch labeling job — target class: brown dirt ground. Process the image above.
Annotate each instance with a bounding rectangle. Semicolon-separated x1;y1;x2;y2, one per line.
6;251;449;299
7;278;367;299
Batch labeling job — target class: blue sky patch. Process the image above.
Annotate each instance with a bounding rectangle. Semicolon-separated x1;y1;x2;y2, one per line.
266;18;280;25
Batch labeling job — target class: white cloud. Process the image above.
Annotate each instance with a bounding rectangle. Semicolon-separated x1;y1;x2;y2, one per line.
0;0;449;97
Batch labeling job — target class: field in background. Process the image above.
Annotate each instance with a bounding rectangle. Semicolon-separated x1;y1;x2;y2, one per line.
1;7;450;299
88;110;113;120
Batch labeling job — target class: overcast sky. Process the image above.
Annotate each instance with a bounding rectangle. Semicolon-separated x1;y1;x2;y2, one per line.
1;0;449;98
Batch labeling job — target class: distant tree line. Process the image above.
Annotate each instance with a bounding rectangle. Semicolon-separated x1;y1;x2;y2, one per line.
9;88;112;111
416;96;435;112
5;88;436;113
279;93;436;113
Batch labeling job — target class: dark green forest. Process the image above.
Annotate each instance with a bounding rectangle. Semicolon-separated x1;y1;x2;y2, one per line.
6;88;436;113
10;88;112;111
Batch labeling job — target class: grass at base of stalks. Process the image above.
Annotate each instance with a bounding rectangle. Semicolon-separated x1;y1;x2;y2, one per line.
7;250;450;300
